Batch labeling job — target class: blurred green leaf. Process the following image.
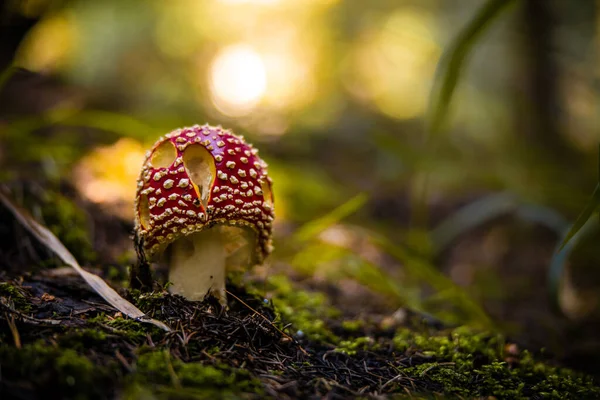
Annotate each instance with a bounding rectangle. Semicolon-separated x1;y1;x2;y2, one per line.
549;218;598;314
291;240;424;312
412;0;519;267
293;193;368;243
557;183;600;251
427;0;518;137
6;109;158;141
291;223;493;327
49;109;158;139
269;162;348;223
431;192;567;253
0;66;18;91
369;232;494;329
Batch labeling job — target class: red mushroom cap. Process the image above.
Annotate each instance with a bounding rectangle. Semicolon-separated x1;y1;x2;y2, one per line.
134;124;274;264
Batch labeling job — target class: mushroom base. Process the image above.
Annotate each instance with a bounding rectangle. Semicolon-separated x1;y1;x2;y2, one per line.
166;226;255;305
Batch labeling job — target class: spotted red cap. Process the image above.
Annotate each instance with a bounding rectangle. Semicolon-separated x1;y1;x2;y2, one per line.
134;124;274;264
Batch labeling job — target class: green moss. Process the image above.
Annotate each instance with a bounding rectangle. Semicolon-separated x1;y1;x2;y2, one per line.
132;349;263;397
261;275;340;342
0;340;113;399
334;336;376;356
55;328;109;352
0;282;33;313
392;327;600;399
106;265;129;287
205;345;221;356
41;191;97;263
341;319;364;332
87;313;151;342
130;289;170;314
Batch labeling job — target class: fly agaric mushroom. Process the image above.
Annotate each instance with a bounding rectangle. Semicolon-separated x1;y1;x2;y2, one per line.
133;124;274;305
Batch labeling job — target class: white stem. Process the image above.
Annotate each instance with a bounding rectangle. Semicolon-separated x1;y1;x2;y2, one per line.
168;229;227;305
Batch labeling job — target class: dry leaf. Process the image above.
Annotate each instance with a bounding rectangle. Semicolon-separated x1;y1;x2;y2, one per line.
0;186;170;331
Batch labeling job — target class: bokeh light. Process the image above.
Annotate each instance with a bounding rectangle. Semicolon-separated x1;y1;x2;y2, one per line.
209;44;267;117
15;12;77;72
217;0;281;4
73;138;146;219
344;7;440;120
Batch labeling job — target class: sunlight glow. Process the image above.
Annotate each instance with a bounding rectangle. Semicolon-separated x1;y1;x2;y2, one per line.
216;0;281;4
209;45;267;117
344;8;440;120
73;138;145;219
15;12;76;72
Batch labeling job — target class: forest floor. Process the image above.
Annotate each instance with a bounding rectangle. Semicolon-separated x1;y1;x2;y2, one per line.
1;185;600;399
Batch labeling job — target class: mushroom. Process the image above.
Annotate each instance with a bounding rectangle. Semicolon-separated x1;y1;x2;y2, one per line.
133;124;274;305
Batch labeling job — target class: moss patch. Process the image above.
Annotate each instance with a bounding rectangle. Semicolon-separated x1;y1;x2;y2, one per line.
393;327;600;399
261;274;340;342
131;349;263;397
0;341;114;399
39;191;97;264
0;282;33;313
334;336;377;356
1;274;600;399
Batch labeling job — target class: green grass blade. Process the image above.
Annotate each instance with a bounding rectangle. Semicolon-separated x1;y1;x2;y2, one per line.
427;0;518;137
370;232;494;329
557;183;600;251
0;66;17;91
291;240;424;312
293;193;368;243
549;218;597;314
412;0;518;241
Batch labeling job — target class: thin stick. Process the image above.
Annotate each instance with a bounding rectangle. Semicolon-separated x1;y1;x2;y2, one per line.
5;312;21;349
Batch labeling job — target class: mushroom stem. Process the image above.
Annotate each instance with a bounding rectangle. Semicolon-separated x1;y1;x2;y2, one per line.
168;229;227;305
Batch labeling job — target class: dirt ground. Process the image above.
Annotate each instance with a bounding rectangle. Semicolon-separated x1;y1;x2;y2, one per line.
1;186;599;399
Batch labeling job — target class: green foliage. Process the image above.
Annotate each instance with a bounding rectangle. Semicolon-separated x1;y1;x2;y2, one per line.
287;192;492;328
264;275;340;342
2;281;599;399
0;282;32;313
0;340;262;399
130;289;170;315
293;193;368;242
55;329;109;353
88;313;150;342
393;327;600;399
132;349;263;397
372;233;493;329
340;319;364;332
39;191;97;263
557;183;600;251
334;336;377;356
0;341;113;399
427;0;518;138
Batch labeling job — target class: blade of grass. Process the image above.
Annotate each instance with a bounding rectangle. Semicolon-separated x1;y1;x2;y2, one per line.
291;240;424;311
557;183;600;251
292;227;492;327
370;232;493;329
49;109;159;140
431;192;517;252
0;66;19;92
412;0;519;236
427;0;518;138
293;193;368;243
6;109;158;141
549;217;598;314
431;192;568;254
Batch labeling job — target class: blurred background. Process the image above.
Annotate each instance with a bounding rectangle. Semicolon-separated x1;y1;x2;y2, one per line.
1;0;600;373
